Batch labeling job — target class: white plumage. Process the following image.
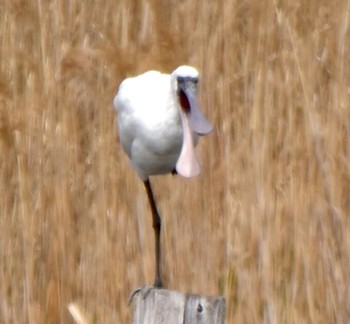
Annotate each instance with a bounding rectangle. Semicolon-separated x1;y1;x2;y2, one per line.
114;65;212;181
113;65;212;287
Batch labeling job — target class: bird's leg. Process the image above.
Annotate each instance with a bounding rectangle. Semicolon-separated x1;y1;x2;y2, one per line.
143;179;163;288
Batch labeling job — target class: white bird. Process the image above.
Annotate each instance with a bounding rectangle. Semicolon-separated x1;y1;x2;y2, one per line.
113;65;213;287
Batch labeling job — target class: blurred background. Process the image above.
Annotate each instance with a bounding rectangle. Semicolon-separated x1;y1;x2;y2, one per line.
0;0;349;323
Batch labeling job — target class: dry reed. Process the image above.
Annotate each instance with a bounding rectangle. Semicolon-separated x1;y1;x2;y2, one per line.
0;0;349;323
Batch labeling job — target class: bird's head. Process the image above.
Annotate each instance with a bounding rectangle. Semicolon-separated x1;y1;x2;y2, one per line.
171;66;213;178
171;66;213;135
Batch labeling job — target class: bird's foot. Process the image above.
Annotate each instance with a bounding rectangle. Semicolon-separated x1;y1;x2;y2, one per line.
128;284;162;305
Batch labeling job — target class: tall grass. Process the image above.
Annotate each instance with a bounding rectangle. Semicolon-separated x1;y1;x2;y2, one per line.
0;0;349;323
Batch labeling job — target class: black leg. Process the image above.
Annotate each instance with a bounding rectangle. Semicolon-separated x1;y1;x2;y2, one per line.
143;179;163;288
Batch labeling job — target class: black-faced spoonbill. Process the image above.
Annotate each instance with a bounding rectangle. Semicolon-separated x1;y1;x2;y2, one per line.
113;65;213;287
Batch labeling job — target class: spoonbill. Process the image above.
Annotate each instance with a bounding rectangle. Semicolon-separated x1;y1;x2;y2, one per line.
113;65;213;287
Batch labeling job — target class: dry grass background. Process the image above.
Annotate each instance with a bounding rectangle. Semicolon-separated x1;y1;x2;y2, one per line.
0;0;350;323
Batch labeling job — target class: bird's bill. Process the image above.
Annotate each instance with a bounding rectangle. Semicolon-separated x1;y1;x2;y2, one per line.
176;109;201;178
178;84;213;135
187;95;213;135
176;82;213;178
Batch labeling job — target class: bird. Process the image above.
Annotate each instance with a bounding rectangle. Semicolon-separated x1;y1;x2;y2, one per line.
113;65;213;288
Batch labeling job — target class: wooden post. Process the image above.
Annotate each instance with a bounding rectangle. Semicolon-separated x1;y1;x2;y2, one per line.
131;287;226;324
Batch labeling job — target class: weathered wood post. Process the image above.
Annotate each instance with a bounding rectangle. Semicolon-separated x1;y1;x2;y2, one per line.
131;287;226;324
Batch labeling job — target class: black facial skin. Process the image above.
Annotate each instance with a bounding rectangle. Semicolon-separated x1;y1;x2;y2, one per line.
177;76;198;84
177;76;198;113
